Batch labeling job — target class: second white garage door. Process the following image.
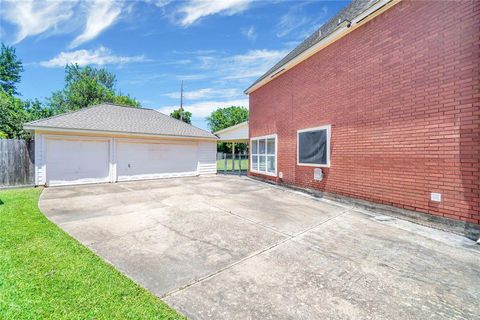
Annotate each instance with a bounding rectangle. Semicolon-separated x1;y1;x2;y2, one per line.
116;140;199;181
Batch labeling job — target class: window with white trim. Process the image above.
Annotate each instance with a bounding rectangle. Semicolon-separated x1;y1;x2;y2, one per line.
251;135;276;175
297;125;331;167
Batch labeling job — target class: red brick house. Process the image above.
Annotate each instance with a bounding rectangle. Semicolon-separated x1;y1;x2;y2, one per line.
245;0;480;224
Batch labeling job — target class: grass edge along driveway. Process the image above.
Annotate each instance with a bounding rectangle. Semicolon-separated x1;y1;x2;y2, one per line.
0;188;184;320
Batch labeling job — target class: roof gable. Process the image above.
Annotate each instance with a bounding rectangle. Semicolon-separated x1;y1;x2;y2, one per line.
24;103;216;139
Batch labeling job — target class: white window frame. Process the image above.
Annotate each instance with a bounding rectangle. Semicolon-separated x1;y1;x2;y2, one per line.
250;134;277;177
297;125;331;167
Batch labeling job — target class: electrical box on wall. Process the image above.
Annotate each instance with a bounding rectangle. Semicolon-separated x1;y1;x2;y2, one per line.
431;192;442;202
278;172;283;179
314;168;323;181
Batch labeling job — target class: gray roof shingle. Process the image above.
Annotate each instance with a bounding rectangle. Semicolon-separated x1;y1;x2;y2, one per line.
245;0;380;93
25;103;217;139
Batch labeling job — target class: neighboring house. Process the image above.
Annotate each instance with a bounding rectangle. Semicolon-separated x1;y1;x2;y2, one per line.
214;121;249;143
245;0;479;224
24;103;217;186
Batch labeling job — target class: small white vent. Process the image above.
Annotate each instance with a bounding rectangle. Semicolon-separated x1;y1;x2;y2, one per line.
314;168;323;181
430;193;442;202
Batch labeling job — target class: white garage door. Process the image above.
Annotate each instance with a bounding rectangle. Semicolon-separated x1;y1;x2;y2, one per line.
116;140;199;181
45;138;110;186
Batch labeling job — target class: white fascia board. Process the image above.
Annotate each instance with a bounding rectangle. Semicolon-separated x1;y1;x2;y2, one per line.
24;125;218;141
213;121;248;135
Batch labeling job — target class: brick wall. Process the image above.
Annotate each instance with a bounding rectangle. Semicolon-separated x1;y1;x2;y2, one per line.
248;0;480;223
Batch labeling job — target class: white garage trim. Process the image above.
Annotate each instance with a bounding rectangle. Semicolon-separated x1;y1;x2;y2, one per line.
197;141;217;175
109;137;117;183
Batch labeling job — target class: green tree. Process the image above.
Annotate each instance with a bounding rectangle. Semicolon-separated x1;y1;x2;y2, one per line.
206;106;248;132
170;108;192;124
207;106;249;153
0;92;52;139
0;44;53;138
48;64;140;113
0;43;24;95
112;93;141;107
0;90;28;138
25;99;54;121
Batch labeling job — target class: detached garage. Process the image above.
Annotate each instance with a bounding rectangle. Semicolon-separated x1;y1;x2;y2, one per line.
24;103;217;186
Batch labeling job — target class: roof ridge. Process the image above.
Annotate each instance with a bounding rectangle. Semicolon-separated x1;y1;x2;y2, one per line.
154;109;214;135
101;102;153;111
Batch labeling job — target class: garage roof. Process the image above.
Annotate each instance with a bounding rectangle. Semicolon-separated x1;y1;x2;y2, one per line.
24;103;217;139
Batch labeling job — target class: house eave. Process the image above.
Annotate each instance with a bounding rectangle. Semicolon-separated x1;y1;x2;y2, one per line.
213;121;248;135
244;0;400;95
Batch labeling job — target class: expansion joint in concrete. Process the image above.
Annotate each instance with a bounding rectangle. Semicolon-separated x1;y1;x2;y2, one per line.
161;207;352;299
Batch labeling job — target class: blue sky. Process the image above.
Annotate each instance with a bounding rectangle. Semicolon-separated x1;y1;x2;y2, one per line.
0;0;348;130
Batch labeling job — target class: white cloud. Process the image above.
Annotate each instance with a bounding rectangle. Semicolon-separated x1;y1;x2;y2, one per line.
276;4;327;38
121;48;287;89
173;49;218;55
242;25;257;41
70;0;123;48
143;0;173;8
1;0;125;46
176;0;251;26
276;9;310;38
162;88;241;100
40;47;146;68
213;49;288;80
157;98;248;117
1;0;76;44
176;74;209;81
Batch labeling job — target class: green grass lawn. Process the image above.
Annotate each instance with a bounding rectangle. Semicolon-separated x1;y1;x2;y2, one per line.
216;159;249;171
0;188;184;320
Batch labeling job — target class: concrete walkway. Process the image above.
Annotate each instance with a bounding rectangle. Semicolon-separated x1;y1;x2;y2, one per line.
40;176;480;319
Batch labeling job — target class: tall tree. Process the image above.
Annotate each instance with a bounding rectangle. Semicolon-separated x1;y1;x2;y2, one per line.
25;99;54;122
0;44;52;138
206;106;248;132
0;43;24;95
170;108;192;124
0;92;53;139
48;64;140;113
0;90;28;138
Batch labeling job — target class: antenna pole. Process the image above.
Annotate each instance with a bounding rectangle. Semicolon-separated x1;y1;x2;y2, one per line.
180;80;184;121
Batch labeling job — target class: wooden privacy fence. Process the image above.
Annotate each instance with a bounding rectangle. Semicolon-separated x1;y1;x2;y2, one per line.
0;139;35;188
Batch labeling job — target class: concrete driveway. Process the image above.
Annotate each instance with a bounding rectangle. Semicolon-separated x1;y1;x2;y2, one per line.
40;176;480;319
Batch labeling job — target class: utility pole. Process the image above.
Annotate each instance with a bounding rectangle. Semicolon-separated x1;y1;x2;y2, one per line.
179;80;184;122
